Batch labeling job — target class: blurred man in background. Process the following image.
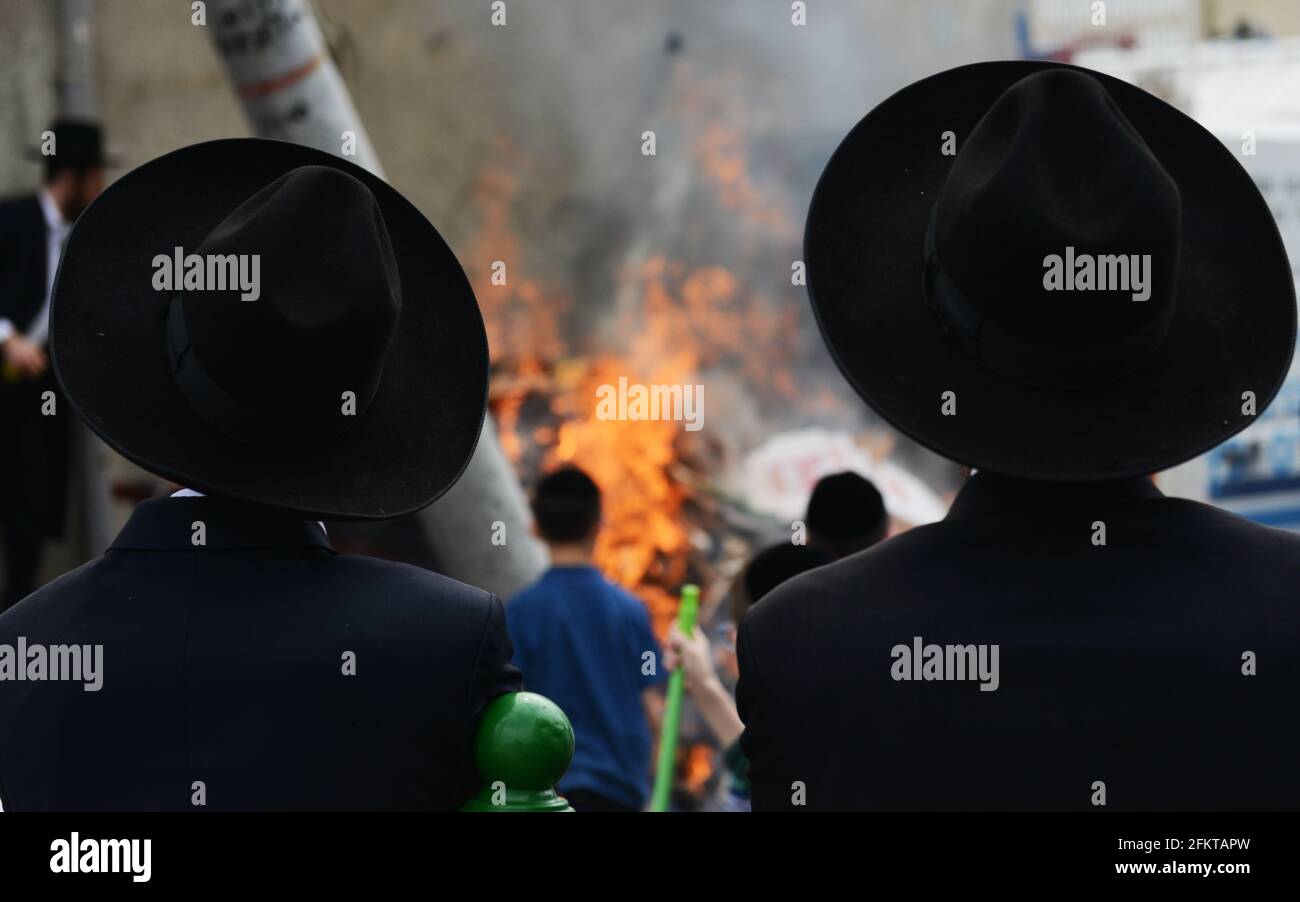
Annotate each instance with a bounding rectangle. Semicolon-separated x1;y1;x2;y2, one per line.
0;120;106;610
507;466;665;812
805;471;889;560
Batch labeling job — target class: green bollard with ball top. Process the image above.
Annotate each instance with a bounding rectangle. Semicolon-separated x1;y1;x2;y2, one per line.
461;691;576;812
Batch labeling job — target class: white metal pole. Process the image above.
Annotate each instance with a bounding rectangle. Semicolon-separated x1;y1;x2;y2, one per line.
203;0;547;597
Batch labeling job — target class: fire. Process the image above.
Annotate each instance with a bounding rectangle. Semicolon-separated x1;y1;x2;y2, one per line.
481;250;804;636
684;742;715;794
481;254;706;634
468;71;818;639
544;356;693;634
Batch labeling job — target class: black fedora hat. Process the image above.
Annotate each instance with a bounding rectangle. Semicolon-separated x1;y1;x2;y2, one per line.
806;61;1295;482
51;138;489;520
26;118;115;169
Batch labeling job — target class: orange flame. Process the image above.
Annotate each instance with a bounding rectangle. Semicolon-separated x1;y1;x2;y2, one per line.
472;72;814;636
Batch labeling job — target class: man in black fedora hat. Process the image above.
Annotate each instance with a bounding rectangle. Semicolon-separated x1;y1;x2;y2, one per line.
736;63;1300;810
0;139;521;810
0;120;108;610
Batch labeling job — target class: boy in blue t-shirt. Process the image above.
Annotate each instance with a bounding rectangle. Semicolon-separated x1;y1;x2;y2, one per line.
506;466;665;812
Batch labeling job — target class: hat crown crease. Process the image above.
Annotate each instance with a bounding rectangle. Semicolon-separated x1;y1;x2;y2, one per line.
929;69;1181;389
167;165;403;449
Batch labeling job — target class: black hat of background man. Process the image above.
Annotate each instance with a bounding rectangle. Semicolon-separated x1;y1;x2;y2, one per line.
805;61;1296;482
51;138;490;520
26;118;114;169
805;471;887;549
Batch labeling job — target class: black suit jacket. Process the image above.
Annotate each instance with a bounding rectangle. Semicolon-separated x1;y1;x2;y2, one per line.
0;195;47;336
0;496;522;810
0;193;69;541
737;473;1300;811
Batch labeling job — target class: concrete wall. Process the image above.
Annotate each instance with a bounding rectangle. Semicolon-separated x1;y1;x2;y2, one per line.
0;1;58;195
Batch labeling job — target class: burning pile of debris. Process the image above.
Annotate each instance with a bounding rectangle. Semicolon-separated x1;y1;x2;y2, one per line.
486;253;804;637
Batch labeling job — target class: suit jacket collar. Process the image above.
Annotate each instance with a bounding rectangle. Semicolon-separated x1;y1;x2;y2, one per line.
111;496;333;551
946;470;1163;520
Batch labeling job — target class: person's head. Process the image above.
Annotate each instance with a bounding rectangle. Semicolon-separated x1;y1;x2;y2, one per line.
39;120;109;220
730;542;833;627
805;471;888;559
531;466;602;558
719;542;832;681
805;66;1294;484
44;158;103;221
50;142;489;520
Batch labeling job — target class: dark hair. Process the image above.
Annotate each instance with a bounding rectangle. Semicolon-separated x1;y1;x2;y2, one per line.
805;471;888;559
731;542;832;624
532;466;601;544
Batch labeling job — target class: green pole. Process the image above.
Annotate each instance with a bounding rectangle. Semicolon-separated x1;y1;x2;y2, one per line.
650;583;700;811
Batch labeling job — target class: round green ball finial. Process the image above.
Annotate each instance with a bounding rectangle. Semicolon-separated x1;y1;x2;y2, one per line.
461;691;576;812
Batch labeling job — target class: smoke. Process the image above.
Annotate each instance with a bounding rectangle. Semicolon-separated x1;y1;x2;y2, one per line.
416;0;1017;489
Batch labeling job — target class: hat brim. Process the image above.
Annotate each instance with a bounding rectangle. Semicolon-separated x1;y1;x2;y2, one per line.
806;60;1296;482
24;148;119;168
51;138;489;520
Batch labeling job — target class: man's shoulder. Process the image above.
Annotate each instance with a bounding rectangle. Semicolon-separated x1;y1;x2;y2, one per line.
326;553;498;617
322;557;502;661
505;576;550;612
0;194;39;227
750;520;950;607
607;580;647;613
0;557;99;635
745;496;1300;636
0;194;37;212
506;569;644;624
0;196;41;259
581;575;649;625
1161;496;1300;546
0;552;499;639
742;538;897;638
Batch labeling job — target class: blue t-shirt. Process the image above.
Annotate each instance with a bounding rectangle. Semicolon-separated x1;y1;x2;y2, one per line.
506;565;665;809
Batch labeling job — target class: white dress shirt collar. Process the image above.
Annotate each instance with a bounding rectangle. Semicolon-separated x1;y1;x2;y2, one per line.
38;188;69;235
22;189;72;347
